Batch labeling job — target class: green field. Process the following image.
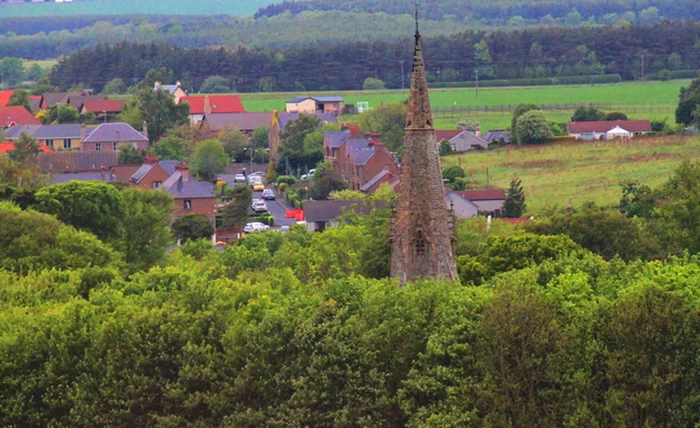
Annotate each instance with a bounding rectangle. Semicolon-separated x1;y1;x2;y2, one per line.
0;0;274;17
240;80;687;130
441;135;700;214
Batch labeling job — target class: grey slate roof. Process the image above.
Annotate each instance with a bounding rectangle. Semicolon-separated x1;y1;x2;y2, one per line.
129;163;154;183
82;123;147;143
37;152;118;173
349;147;375;166
51;172;114;184
279;112;338;131
304;199;383;223
162;171;215;199
4;124;41;139
35;124;86;139
482;130;510;144
360;169;390;192
325;131;350;148
202;112;272;132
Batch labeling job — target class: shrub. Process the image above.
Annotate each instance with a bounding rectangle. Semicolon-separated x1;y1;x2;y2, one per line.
277;175;298;185
278;182;288;193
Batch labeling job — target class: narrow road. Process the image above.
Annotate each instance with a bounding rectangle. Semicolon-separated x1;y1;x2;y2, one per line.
252;189;297;228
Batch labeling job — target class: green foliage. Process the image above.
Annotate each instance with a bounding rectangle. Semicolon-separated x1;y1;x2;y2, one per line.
8;132;41;164
572;105;605;122
102;77;126;94
265;161;278;184
0;57;25;87
362;77;386;90
171;213;214;242
278;115;325;172
151;135;190;161
117;144;145;165
222;184;252;229
358;101;407;152
675;76;700;125
7;89;31;112
190;139;228;181
42;104;80;124
123;87;189;142
34;181;125;242
515;110;551;145
199;75;231;93
619;180;657;218
439;139;453;156
510;103;539;142
503;177;526;217
442;165;465;183
309;161;347;200
218;127;251;162
601;111;628;121
117;187;173;273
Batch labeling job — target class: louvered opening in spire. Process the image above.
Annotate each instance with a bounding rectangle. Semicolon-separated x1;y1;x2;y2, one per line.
405;4;434;130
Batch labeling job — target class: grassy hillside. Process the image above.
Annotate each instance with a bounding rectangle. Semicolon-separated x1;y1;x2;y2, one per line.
240;80;687;130
0;0;276;17
442;135;700;214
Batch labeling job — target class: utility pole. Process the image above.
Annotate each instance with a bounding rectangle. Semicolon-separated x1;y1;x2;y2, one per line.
474;69;479;99
400;60;405;89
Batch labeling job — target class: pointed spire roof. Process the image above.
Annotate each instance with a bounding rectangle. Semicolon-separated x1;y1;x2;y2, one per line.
405;3;433;130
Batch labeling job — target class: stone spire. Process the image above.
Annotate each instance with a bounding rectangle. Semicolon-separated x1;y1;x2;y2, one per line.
390;7;458;285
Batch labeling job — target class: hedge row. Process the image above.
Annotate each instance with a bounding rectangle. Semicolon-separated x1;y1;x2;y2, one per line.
431;74;622;89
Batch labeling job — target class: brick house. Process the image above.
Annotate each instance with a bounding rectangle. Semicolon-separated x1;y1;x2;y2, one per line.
161;164;216;221
81;99;126;122
5;124;87;151
180;95;246;125
128;159;181;189
323;129;400;193
456;189;506;215
81;122;149;152
567;120;652;140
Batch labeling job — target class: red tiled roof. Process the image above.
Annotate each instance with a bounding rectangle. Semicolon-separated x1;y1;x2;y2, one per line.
435;130;462;141
0;90;14;107
457;189;506;201
180;95;245;115
568;120;652;134
0;141;52;154
0;106;41;127
81;99;126;114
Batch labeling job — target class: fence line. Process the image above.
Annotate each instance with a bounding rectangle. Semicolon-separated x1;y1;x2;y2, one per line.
432;102;675;117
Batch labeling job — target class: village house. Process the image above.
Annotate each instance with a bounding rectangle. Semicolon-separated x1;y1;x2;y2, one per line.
0;106;41;129
180;94;246;125
456;189;506;215
38;151;119;173
435;129;489;152
567;120;652;140
482;129;511;145
285;96;343;115
199;112;272;136
5;124;87;150
323;127;400;193
154;81;188;103
80;122;149;152
81;99;126;122
269;110;338;162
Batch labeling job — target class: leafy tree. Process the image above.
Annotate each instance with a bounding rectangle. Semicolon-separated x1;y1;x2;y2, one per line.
0;57;25;87
439;139;453;155
657;69;672;82
138;67;173;91
118;144;145;164
199;75;230;93
309;161;347;200
7;89;31;113
363;77;386;90
8;133;41;165
123;87;189;142
667;53;683;70
619;180;657;219
79;110;97;124
510;103;539;143
222;183;252;228
266;161;278;184
171;213;214;242
43;104;80;124
456;120;480;133
515;110;551;145
33;181;125;242
252;126;270;148
278;115;326;172
31;77;55;96
473;39;495;78
503;178;526;217
190;139;228;181
151;135;189;161
102;78;126;94
118;187;173;273
25;63;45;81
675;76;700;125
218;127;250;162
358;101;407;152
601;111;628;121
571;105;605;122
442;165;465;183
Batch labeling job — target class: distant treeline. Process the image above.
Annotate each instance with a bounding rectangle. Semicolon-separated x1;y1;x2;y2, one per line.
256;0;700;25
49;22;700;93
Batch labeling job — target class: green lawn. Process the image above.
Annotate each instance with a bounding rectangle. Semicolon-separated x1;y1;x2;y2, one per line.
441;135;700;214
0;0;274;17
241;80;686;130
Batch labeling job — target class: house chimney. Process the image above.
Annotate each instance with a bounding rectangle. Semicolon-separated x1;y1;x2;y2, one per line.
369;132;384;149
176;163;190;181
142;121;148;141
204;95;211;115
176;80;181;88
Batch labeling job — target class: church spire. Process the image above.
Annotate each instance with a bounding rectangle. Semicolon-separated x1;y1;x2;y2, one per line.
405;2;433;130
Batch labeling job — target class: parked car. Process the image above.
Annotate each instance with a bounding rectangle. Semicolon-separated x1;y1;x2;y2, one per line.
262;189;275;200
301;168;316;181
235;173;246;183
251;200;268;212
243;222;270;233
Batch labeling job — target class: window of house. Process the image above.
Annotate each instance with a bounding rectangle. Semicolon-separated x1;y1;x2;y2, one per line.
184;200;192;210
45;139;54;148
95;143;101;151
415;232;426;257
152;181;162;189
63;139;71;149
113;143;119;151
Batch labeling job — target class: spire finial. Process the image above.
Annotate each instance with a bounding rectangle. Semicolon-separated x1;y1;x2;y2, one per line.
414;1;420;38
